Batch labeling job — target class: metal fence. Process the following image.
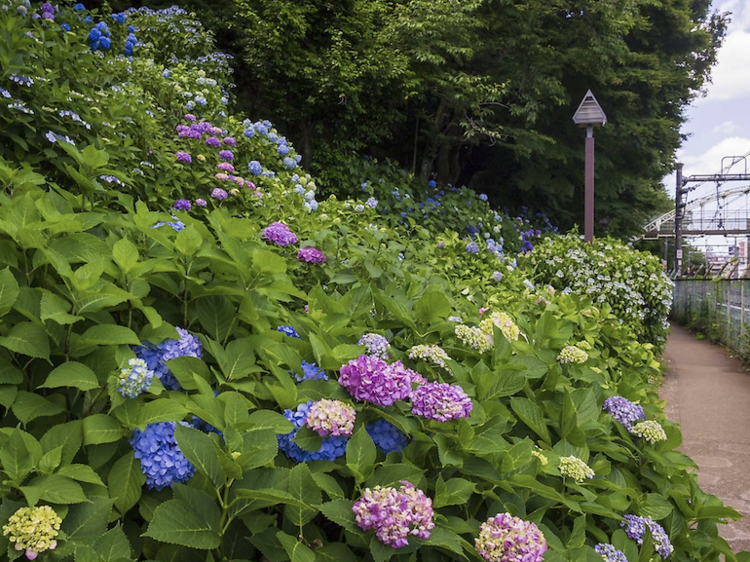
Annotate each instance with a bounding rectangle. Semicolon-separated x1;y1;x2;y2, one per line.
672;279;750;356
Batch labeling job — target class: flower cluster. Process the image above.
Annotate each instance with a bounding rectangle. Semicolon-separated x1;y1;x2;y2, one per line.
603;396;645;429
134;327;202;390
294;360;327;382
621;515;673;559
559;455;595;482
366;419;409;454
595;543;628;562
339;356;423;407
277;325;300;338
297;246;326;263
557;345;589;364
88;22;111;51
306;399;356;437
357;333;390;359
130;422;196;490
479;311;520;341
262;222;297;247
2;505;61;561
278;401;348;462
630;420;667;443
455;324;493;353
353;482;435;547
475;513;547;562
407;344;453;375
411;382;472;422
117;358;154;398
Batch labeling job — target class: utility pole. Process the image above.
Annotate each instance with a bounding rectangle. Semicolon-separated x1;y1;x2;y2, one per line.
675;163;684;276
663;237;669;269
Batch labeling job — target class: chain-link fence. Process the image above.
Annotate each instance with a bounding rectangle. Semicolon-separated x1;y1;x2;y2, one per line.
672;280;750;357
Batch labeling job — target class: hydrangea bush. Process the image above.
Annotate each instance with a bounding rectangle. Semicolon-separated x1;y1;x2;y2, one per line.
0;3;743;562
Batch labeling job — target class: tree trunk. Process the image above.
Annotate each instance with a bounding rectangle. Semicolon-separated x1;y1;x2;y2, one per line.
301;121;314;171
419;100;450;181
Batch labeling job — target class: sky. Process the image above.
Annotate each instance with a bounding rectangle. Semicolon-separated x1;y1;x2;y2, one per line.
662;0;750;254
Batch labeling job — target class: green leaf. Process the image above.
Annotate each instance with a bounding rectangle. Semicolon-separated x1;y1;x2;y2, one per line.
40;361;99;391
82;414;125;445
22;474;87;504
175;225;203;256
247;409;295;433
195;295;235;341
112;238;139;274
346;426;376;482
510;397;552;444
0;359;23;384
414;290;451;324
365;464;423;489
144;498;221;549
136;400;188;427
318;499;359;532
41;420;82;465
37;446;62;474
218;338;256;381
108;452;145;514
0;322;50;360
639;493;673;520
77;325;140;347
165;356;210;391
62;497;113;544
93;524;132;562
12;391;65;424
314;543;358;562
174;424;225;488
287;463;321;526
292;425;323;452
40;291;82;325
0;268;19;318
434;476;476;508
0;429;32;483
57;464;105;486
81;145;109;169
276;531;315;562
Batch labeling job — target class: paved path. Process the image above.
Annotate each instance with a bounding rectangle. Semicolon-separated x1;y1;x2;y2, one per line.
662;324;750;552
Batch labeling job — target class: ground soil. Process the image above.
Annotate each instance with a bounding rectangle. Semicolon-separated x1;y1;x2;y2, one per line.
662;323;750;553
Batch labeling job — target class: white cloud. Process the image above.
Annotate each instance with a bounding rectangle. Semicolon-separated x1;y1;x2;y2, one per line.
680;136;750;176
711;120;739;134
696;29;750;103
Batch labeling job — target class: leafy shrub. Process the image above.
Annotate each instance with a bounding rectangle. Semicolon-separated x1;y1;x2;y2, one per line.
0;4;743;562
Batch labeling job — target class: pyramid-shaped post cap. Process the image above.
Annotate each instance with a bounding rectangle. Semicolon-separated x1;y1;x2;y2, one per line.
573;90;607;126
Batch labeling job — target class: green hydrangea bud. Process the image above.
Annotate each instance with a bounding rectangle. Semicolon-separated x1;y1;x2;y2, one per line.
2;505;62;560
559;456;595;483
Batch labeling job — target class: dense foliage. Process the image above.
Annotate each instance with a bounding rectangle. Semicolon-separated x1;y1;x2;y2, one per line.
153;0;726;238
0;3;745;562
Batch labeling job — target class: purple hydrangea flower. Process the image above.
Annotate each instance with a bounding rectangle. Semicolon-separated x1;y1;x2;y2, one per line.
216;162;235;172
223;136;236;146
353;482;435;547
297;246;326;263
357;333;390;360
294;360;328;382
306;399;356;437
205;136;221;148
277;325;300;338
621;515;673;559
411;382;472;422
218;150;234;161
184;113;197;122
603;396;645;429
278;401;348;462
134;327;202;391
195;198;207;207
339;356;422;407
175;151;192;164
466;241;479;255
41;2;55;20
173;199;191;211
595;543;628;562
130;422;196;490
475;513;547;562
211;188;228;201
262;222;298;246
366;419;408;454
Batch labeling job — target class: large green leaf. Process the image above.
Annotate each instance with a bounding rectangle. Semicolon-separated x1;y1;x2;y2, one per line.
174;423;225;488
82;414;125;445
77;325;140;347
22;474;88;504
144;497;220;549
276;531;315;562
195;295;235;341
136;400;188;427
0;322;50;360
0;267;19;319
414;290;451;324
108;452;145;514
286;463;321;526
0;429;33;483
510;397;552;444
218;338;256;381
40;361;99;391
93;524;132;562
346;426;376;482
12;391;65;424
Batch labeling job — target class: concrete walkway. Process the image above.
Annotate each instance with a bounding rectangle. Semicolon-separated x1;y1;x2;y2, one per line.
662;324;750;552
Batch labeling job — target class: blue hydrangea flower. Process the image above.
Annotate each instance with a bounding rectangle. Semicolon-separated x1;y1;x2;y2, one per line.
283;156;296;169
595;543;628;562
479;193;488;201
73;3;85;10
248;161;262;176
134;327;202;390
277;144;289;156
151;219;185;232
277;325;300;338
61;23;70;32
428;180;437;188
365;197;378;209
466;241;479;255
278;402;348;462
117;358;153;398
111;12;126;24
130;422;196;490
294;361;328;382
366;420;408;454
